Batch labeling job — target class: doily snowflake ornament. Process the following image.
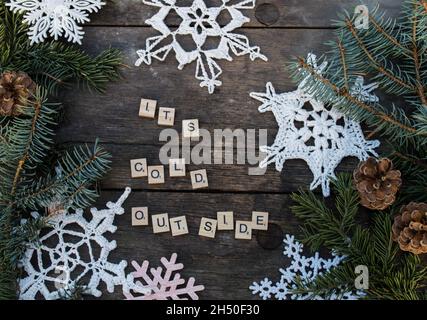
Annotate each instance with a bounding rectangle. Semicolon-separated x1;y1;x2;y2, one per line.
250;53;380;197
250;234;364;300
135;0;267;93
19;187;147;300
6;0;106;44
124;253;205;300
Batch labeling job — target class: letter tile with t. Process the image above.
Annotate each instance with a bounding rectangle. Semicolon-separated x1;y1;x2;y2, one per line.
170;216;189;236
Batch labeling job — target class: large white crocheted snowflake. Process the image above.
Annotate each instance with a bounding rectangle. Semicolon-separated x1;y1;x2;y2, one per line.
19;187;147;300
250;234;364;300
135;0;267;93
6;0;105;44
250;53;380;197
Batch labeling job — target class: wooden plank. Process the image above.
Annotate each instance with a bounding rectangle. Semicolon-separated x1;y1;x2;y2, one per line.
94;190;300;300
87;0;401;28
72;142;364;192
58;27;335;145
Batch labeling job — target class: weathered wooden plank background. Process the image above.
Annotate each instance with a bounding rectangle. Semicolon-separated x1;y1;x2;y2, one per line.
56;0;401;299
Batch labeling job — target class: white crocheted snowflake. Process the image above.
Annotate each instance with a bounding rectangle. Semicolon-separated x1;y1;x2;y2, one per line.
19;188;146;300
250;53;380;197
124;253;205;300
6;0;105;44
135;0;267;93
250;234;364;300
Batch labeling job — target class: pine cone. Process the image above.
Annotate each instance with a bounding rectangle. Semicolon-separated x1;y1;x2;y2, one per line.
0;71;36;116
392;202;427;255
354;158;401;210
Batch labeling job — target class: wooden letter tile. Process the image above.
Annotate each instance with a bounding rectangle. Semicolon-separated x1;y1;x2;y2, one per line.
198;217;217;238
252;211;269;230
182;119;200;138
169;158;186;177
152;213;170;233
131;207;148;226
190;169;208;189
235;221;252;240
139;98;157;119
217;211;234;230
148;165;165;184
170;216;189;236
158;107;175;126
130;158;147;178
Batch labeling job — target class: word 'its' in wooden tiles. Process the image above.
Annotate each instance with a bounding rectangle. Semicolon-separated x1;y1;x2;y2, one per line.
217;211;234;230
199;217;217;238
190;169;208;189
169;158;186;177
170;216;189;236
182;119;200;138
131;207;148;226
148;165;165;184
158;107;175;126
152;213;170;233
130;158;147;178
139;98;157;119
252;211;269;230
235;221;252;240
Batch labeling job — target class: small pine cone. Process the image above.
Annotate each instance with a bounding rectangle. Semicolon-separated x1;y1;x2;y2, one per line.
0;71;36;116
354;158;401;210
392;202;427;255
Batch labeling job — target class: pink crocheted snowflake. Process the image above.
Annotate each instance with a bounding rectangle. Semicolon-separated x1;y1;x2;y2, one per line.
124;253;205;300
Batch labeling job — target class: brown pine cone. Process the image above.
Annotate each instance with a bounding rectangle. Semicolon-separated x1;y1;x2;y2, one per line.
354;157;401;210
0;71;36;116
392;202;427;255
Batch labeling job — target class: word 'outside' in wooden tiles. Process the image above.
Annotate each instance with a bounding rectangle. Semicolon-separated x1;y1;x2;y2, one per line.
199;217;217;238
139;98;157;119
182;119;200;138
170;216;189;236
158;107;175;126
131;207;149;226
217;211;234;230
235;221;252;240
152;213;170;233
148;165;165;184
252;211;269;230
130;158;147;178
169;158;186;177
190;169;209;189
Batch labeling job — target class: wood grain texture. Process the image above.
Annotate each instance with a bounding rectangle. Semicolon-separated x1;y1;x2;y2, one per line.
96;190;298;300
87;0;400;28
52;0;401;300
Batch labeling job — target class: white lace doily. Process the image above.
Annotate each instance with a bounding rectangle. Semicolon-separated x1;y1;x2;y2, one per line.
6;0;105;44
18;188;145;300
135;0;267;93
250;234;364;300
250;53;380;197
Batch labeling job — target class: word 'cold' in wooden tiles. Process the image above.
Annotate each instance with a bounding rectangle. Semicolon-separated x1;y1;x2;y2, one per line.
130;158;147;178
252;212;269;230
235;221;252;240
199;217;217;238
169;158;186;177
182;119;200;138
158;107;175;126
132;207;149;226
139;98;157;119
190;169;209;189
170;216;189;236
152;213;170;233
148;165;165;184
217;211;234;230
